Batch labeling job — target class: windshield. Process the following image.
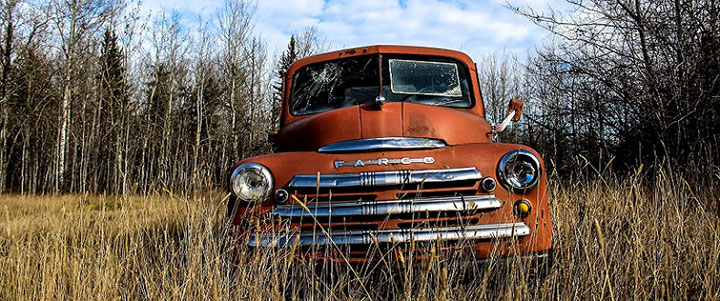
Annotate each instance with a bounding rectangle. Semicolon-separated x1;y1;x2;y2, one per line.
290;54;473;115
389;59;462;97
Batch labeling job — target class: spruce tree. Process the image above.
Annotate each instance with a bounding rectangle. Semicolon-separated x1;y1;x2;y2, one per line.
100;28;127;107
99;27;128;193
272;35;298;129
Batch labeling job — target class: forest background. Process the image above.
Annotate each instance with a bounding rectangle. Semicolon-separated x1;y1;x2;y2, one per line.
0;0;717;195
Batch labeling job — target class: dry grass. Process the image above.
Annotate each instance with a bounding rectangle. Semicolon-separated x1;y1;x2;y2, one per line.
1;166;719;300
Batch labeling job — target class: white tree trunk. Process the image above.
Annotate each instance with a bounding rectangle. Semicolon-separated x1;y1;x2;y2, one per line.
56;3;77;192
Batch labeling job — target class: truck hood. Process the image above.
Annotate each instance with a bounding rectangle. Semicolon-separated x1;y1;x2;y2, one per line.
276;102;493;152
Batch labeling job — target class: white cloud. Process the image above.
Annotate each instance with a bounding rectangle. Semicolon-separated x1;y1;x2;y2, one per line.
139;0;222;19
297;0;543;61
138;0;562;62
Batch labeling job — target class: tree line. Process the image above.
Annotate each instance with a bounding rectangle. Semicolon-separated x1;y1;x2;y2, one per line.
483;0;720;177
0;0;717;195
0;0;323;194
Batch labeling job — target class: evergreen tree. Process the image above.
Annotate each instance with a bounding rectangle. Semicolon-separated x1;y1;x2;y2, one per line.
271;35;297;129
99;28;126;104
98;28;128;193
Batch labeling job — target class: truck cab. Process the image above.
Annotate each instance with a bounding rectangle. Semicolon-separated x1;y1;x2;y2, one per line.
227;45;552;262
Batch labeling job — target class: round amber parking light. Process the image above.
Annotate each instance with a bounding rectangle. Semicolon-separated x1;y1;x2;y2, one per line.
513;199;532;218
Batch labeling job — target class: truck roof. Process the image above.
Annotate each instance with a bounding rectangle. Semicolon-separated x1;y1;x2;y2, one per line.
286;45;477;77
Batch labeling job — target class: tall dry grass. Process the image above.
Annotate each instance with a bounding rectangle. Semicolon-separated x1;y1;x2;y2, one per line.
1;165;718;300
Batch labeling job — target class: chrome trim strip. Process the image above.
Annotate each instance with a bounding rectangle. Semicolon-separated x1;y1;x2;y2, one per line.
288;167;482;188
273;195;501;217
318;137;446;153
249;223;531;247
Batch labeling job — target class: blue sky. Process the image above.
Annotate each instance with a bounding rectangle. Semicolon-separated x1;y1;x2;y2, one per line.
139;0;561;61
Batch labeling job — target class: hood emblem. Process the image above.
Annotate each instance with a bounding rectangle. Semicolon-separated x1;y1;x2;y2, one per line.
334;157;435;168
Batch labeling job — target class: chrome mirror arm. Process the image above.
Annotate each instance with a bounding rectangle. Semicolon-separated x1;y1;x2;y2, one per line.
492;110;516;135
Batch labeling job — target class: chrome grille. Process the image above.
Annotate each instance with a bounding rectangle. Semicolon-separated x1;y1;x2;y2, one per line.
255;166;516;249
273;195;501;217
288;167;482;188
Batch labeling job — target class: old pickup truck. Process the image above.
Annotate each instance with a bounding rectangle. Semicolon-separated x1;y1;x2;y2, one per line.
227;45;552;263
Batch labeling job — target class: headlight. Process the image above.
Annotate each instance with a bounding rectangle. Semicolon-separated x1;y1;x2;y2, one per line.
498;150;541;193
230;163;273;203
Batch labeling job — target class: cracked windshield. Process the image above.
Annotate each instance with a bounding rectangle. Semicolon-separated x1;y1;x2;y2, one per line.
290;54;472;115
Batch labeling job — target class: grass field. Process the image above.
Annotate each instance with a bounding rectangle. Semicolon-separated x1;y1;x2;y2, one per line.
1;166;718;300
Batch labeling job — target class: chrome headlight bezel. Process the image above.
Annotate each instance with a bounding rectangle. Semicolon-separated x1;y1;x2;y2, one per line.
498;150;542;193
229;163;274;203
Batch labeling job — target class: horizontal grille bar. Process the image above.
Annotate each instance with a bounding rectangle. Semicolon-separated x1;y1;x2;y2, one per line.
273;195;501;217
318;137;446;153
249;223;530;247
288;167;482;188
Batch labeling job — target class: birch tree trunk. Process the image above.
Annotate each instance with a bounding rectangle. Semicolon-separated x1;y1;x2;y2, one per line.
57;27;74;192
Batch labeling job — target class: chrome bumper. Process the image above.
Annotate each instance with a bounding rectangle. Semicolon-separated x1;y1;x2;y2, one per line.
273;195;502;217
248;222;531;247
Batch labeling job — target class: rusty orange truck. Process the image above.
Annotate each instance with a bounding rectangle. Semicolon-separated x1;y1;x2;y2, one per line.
226;45;552;263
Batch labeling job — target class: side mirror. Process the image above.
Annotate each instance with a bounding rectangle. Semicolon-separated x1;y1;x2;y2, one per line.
507;98;524;121
493;98;524;134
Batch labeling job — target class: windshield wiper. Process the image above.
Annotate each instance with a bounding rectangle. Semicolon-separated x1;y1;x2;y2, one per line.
432;98;464;106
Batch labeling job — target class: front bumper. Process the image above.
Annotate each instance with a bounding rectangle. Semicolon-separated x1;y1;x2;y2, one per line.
248;222;531;247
